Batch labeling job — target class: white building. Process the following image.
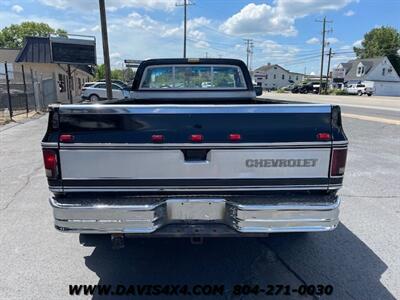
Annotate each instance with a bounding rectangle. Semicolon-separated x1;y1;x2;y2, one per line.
333;56;400;96
253;63;304;90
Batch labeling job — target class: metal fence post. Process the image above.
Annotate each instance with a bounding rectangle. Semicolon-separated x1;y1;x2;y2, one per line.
30;68;38;111
4;62;13;119
22;65;29;115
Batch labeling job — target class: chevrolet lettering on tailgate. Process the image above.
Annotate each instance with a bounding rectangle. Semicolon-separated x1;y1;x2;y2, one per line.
245;159;319;168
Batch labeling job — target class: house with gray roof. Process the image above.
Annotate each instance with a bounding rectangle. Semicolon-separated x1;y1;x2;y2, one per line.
253;63;304;90
333;56;400;96
1;36;94;103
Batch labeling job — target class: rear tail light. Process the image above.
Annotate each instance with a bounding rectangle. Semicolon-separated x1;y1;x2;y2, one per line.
331;148;347;176
43;150;58;178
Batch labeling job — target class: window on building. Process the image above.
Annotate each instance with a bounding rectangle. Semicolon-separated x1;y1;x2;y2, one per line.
70;77;74;90
78;78;82;90
357;64;365;77
282;74;285;80
382;68;386;76
296;76;299;81
265;74;268;79
273;74;276;79
58;74;66;93
289;75;292;80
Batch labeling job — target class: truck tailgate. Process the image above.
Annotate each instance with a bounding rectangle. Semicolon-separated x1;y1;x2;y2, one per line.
44;104;347;192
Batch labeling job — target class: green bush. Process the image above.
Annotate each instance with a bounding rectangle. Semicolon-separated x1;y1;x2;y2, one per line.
276;88;286;93
331;88;348;95
323;88;348;95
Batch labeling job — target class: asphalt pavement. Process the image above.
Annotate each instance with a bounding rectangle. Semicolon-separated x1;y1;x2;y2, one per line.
0;95;399;299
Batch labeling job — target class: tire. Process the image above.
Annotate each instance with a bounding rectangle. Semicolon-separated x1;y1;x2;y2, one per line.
89;94;100;102
357;91;363;96
367;93;372;97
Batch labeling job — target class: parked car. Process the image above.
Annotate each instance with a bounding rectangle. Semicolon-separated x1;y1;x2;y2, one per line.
292;82;326;94
81;82;130;101
345;83;373;96
81;82;96;89
282;84;295;91
42;58;347;248
290;84;302;93
97;79;129;89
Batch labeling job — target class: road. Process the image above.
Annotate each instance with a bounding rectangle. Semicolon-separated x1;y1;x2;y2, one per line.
260;92;400;124
0;95;399;299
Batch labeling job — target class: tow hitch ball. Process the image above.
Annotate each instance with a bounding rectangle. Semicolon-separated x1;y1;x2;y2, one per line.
111;233;125;249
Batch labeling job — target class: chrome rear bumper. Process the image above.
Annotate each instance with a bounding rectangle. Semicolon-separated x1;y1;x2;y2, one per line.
50;194;340;234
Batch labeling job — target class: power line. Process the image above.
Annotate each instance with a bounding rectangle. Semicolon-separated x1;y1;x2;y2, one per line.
275;54;322;67
176;0;195;58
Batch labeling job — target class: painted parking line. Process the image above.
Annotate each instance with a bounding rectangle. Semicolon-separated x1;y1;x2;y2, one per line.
342;113;400;125
259;96;400;112
334;103;400;112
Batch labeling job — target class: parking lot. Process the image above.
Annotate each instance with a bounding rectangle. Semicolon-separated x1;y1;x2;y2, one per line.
0;95;399;299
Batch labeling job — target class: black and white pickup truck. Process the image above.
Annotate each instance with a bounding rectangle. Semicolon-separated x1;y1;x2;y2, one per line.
42;58;348;242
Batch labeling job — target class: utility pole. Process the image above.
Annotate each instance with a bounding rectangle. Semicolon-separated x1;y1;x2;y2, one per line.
99;0;112;100
249;41;254;72
176;0;195;58
315;16;333;94
325;48;332;93
244;39;253;70
67;64;73;103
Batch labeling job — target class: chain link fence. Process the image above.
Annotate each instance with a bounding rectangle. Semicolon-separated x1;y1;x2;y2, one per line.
1;62;57;121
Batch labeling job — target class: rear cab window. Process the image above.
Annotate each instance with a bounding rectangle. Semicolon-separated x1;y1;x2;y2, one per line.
140;65;246;90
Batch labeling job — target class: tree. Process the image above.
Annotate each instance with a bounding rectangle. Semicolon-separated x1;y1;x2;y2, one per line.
95;64;106;80
124;68;136;82
354;26;400;74
111;69;123;81
0;22;67;48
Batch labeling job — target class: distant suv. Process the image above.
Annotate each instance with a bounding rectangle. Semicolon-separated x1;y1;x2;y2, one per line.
97;79;129;89
81;82;130;102
345;84;373;96
292;82;324;94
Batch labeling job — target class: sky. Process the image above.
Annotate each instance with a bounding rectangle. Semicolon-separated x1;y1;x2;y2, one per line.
0;0;399;74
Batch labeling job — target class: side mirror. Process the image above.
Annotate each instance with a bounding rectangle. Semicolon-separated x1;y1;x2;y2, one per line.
254;86;263;96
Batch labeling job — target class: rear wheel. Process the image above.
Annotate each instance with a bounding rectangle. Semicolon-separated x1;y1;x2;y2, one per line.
367;93;372;97
89;94;100;102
